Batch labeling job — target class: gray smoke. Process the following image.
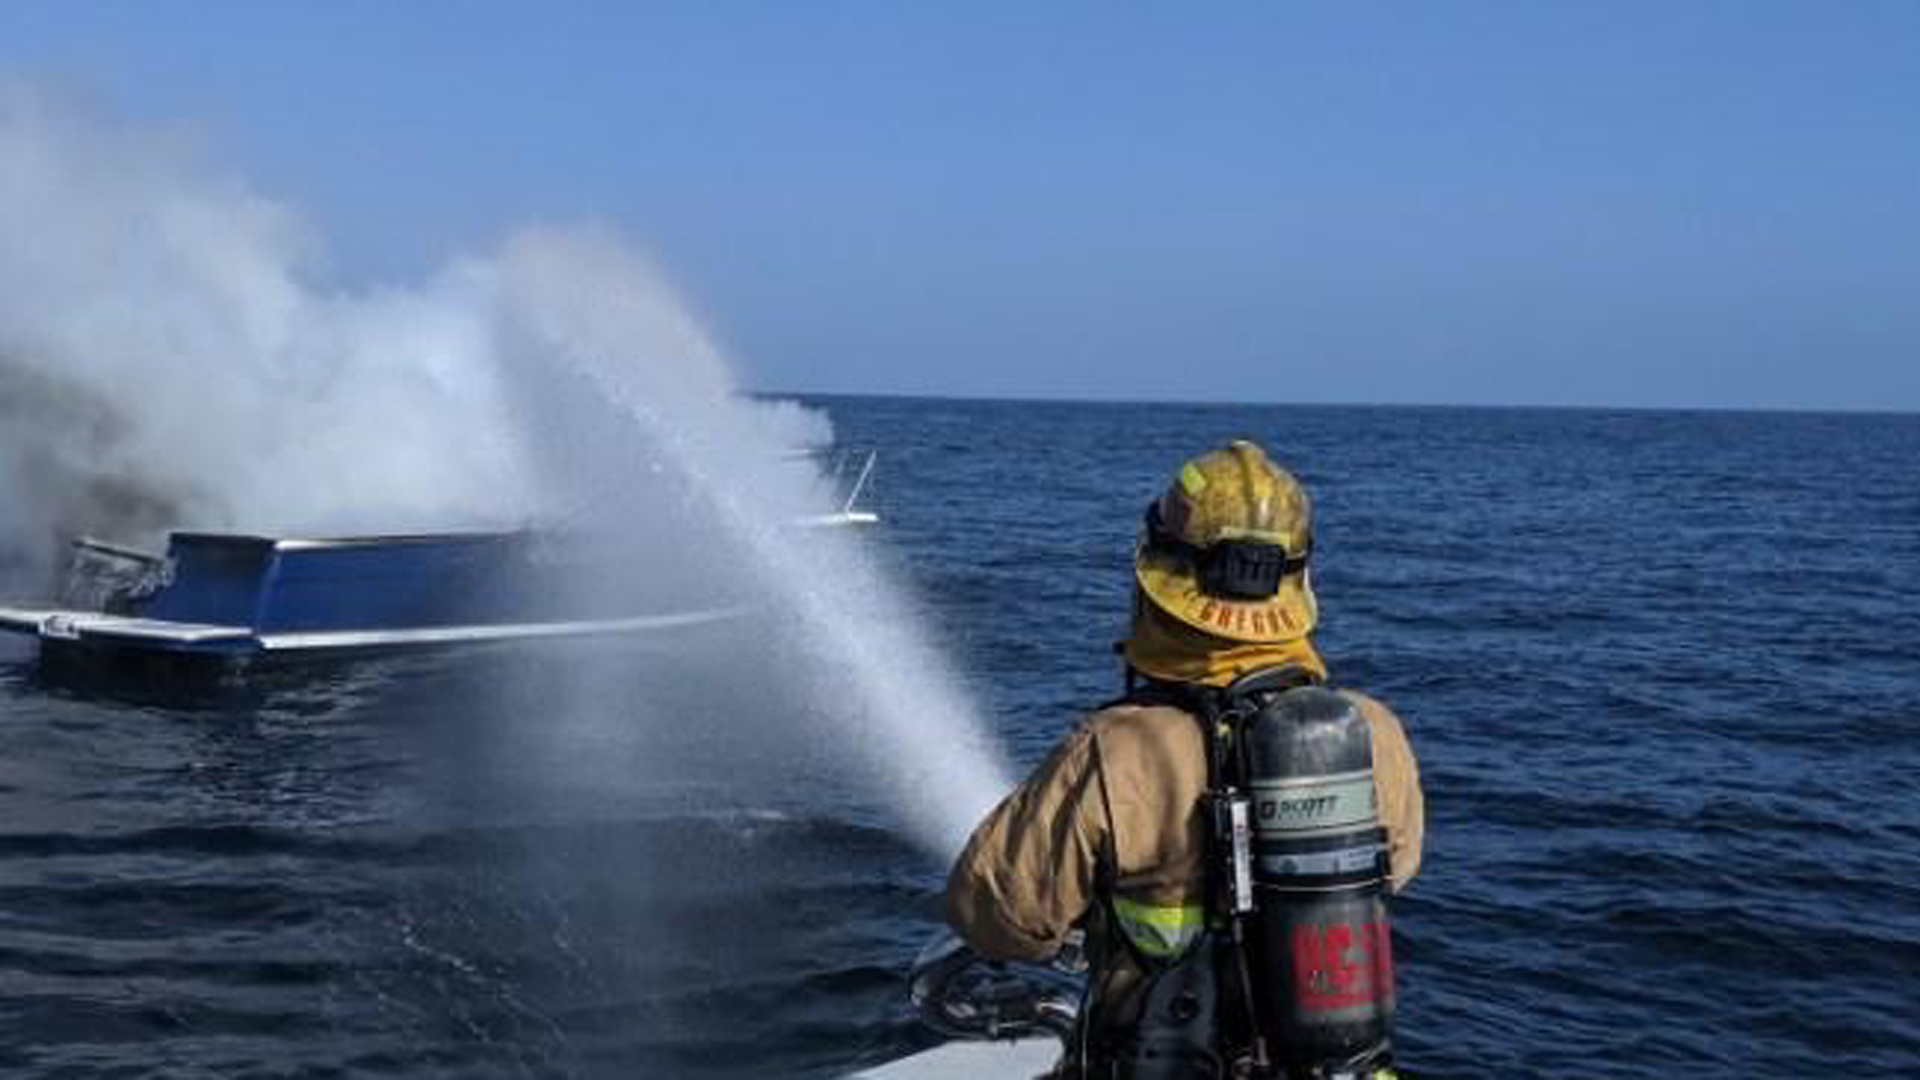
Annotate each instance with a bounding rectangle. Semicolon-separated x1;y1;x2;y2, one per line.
0;360;198;589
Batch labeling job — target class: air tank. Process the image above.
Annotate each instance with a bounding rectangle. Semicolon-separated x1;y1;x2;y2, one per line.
1241;686;1395;1075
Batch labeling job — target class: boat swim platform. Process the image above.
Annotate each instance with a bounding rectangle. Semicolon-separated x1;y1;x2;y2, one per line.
0;605;744;658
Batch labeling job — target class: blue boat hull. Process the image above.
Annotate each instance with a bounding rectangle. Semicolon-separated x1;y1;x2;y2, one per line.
0;531;740;663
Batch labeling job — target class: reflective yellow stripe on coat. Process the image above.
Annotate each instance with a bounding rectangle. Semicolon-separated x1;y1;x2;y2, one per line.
1111;896;1204;960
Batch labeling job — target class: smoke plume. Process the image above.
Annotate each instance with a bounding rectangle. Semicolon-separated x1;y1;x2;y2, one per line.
0;84;1008;855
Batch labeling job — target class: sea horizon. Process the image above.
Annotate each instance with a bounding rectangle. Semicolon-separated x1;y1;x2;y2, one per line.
764;387;1920;419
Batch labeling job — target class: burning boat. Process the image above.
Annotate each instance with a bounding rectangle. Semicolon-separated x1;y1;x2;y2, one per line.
0;452;880;667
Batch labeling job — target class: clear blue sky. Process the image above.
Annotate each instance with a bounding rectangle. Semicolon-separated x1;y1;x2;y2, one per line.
3;2;1916;411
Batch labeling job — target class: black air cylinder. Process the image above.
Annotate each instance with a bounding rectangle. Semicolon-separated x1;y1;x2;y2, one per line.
1242;687;1395;1074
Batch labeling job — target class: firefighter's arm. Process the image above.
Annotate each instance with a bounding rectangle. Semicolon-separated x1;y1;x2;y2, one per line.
944;724;1109;963
1344;691;1425;891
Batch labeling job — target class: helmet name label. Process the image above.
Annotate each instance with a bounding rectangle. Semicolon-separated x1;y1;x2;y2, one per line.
1196;599;1301;637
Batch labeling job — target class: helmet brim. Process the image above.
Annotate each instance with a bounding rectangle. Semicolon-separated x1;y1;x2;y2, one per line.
1135;544;1317;643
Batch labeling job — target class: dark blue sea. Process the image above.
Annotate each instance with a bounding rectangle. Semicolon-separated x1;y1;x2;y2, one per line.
3;398;1917;1078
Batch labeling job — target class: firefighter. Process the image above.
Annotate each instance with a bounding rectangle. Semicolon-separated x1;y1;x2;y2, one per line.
946;440;1424;1078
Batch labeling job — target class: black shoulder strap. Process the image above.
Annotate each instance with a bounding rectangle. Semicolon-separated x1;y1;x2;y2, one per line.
1199;664;1324;1076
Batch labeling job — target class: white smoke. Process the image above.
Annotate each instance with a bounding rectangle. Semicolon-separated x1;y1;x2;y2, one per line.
0;84;1008;855
0;85;831;563
0;84;545;578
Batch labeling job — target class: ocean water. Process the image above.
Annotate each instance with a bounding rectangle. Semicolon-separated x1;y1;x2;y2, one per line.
2;399;1917;1078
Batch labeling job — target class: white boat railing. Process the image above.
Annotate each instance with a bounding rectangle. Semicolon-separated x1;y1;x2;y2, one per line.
803;448;881;528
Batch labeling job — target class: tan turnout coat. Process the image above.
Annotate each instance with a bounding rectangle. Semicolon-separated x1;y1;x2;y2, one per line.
945;690;1423;1051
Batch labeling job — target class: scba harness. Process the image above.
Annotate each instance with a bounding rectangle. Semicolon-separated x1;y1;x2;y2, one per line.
1101;667;1399;1080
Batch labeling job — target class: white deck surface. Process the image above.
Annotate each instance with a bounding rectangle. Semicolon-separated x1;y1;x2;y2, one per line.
844;1039;1060;1080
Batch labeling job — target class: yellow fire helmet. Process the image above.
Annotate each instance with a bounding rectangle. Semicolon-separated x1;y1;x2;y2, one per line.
1134;439;1318;643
